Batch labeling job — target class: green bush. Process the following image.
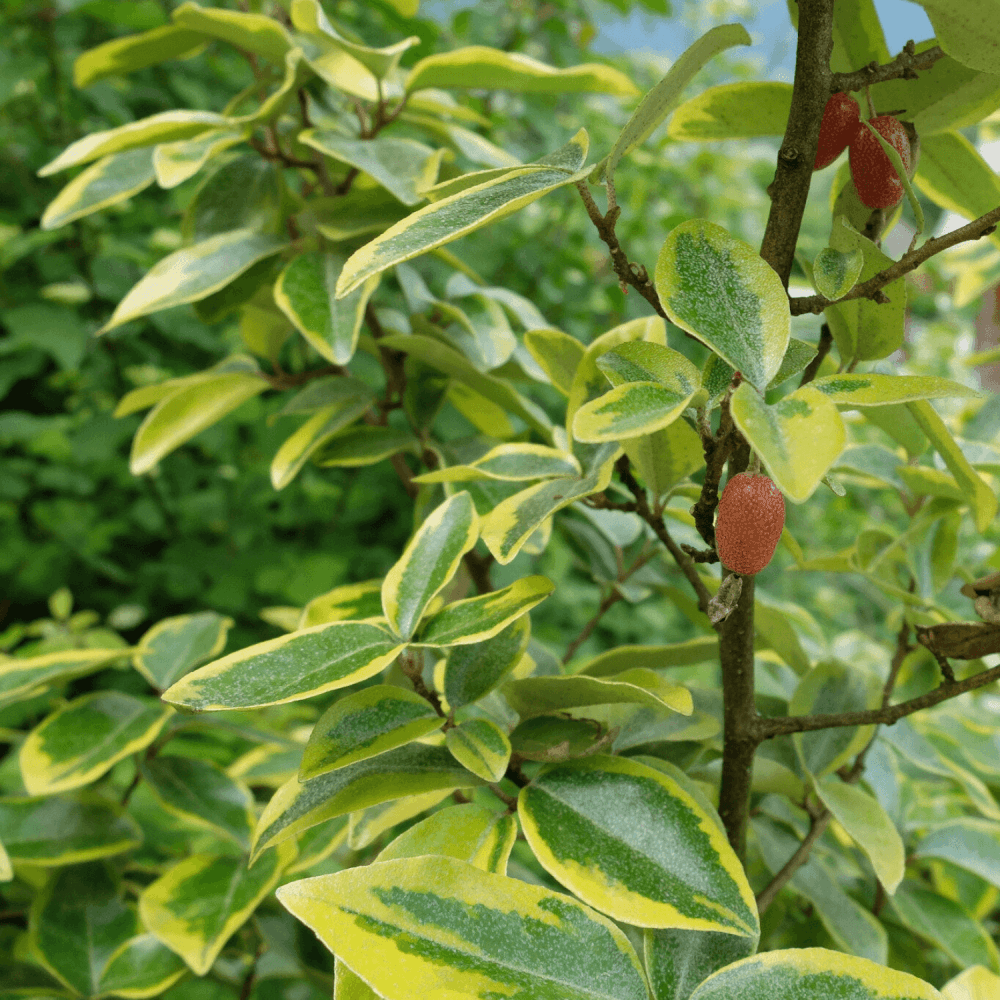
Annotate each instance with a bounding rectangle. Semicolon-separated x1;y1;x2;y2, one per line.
3;1;1000;998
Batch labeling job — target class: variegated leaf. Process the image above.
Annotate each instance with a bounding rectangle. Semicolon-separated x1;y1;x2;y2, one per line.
382;491;479;641
299;684;443;780
336;130;591;298
41;148;156;230
729;381;845;503
413;443;581;483
523;327;586;395
139;841;295;975
446;718;511;782
161;620;406;711
0;648;125;706
441;615;531;710
505;670;693;719
252;744;486;859
687;947;941;1000
654;220;789;391
299;579;385;629
172;1;293;65
413;575;554;646
941;966;1000;1000
645;928;758;1000
519;755;758;935
348;790;455;850
74;24;206;88
667;82;793;141
277;856;650;1000
20;692;173;796
577;638;718;677
152;126;249;188
132;611;232;690
812;373;982;407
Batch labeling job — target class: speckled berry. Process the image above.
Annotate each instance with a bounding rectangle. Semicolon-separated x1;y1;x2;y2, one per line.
849;114;912;209
715;472;785;576
814;92;861;170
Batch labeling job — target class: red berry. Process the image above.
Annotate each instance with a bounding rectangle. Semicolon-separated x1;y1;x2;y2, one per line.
715;473;785;576
814;93;860;170
849;115;912;209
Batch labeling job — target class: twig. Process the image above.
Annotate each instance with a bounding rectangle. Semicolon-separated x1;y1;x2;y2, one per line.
799;323;834;386
397;650;445;715
790;206;1000;315
562;587;625;664
575;182;666;317
831;42;945;94
690;376;739;547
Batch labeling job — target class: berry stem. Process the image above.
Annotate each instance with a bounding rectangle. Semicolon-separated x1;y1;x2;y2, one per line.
748;451;762;475
864;84;876;119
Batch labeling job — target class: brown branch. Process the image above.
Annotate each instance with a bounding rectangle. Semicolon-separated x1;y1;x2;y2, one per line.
758;0;834;287
690;377;739;547
799;323;834;387
831;41;945;94
259;364;346;390
563;587;625;664
575;182;667;317
464;549;495;595
790;206;1000;315
397;650;445;715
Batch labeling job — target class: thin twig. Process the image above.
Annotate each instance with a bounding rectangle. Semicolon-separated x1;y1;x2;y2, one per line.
790;206;1000;316
831;41;945;93
799;323;834;386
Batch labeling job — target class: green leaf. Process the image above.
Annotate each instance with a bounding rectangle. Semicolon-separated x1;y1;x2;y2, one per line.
336;130;591;298
291;0;418;80
270;394;376;490
523;327;586;395
182;154;281;243
811;775;904;893
907;399;998;532
577;637;718;677
789;661;881;778
380;333;554;440
376;802;518;873
381;491;479;641
152;126;249;189
573;341;704;442
312;424;420;467
754;818;888;964
446;718;511;782
171;0;293;65
132;612;232;691
74;24;206;88
100;228;287;333
889;881;1000;973
480;442;621;565
917;0;1000;74
285;816;349;875
596;23;751;184
912;818;1000;889
441;615;531;710
644;928;758;1000
97;933;188;999
413;443;581;483
812;246;864;300
625;418;704;503
519;755;758;935
0;648;125;706
30;862;139;996
40;148;156;230
686;947;941;999
812;373;982;407
274;251;379;365
299;684;443;780
141;755;256;849
0;794;141;865
298;131;443;206
405;46;638;96
252;744;487;859
413;575;554;646
19;692;173;796
310;186;409;242
129;371;267;475
504;670;693;718
276;856;649;1000
139;842;294;975
667;82;793;141
729;381;846;503
654;220;790;391
162;619;406;711
823;220;906;363
39;110;227;177
828;0;889;73
299;578;385;629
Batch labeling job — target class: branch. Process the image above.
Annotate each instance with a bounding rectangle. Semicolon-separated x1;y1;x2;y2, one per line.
831;41;945;94
798;323;833;387
690;376;739;547
790;206;1000;315
563;587;625;665
575;182;667;317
